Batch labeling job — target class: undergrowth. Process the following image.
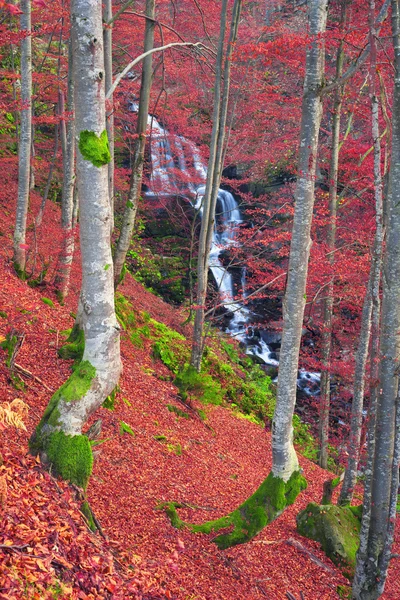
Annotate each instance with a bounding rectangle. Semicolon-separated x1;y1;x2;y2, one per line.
115;291;332;469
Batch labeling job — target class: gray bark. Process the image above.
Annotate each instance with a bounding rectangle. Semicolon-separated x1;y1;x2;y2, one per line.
272;0;327;482
319;12;346;469
13;0;32;276
113;0;156;287
339;0;385;507
55;41;76;302
191;0;242;371
352;1;400;596
31;0;121;458
103;0;114;231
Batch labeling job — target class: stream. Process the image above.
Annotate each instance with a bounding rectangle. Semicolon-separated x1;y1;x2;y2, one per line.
131;103;320;396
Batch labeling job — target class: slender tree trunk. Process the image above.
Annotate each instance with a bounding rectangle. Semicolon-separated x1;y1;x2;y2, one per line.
272;0;327;482
13;0;32;277
339;0;385;506
319;9;346;469
30;0;122;490
352;1;400;596
113;0;156;287
191;0;242;371
54;41;76;303
103;0;114;231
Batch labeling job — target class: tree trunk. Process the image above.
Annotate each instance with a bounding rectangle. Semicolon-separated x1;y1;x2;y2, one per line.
103;0;114;231
29;0;122;491
54;41;76;303
352;1;400;596
13;0;32;277
191;0;241;371
339;0;384;507
318;8;346;469
113;0;156;287
272;0;327;482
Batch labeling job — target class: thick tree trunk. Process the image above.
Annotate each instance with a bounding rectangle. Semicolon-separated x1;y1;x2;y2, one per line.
13;0;32;277
30;0;122;490
113;0;156;287
272;0;327;482
352;1;400;597
103;0;114;231
191;0;241;371
54;41;76;303
319;18;346;469
339;0;384;507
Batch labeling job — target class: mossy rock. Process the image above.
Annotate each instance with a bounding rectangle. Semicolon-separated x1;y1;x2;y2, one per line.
296;502;361;579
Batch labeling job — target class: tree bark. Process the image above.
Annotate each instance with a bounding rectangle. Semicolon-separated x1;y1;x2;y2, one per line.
272;0;327;482
54;41;76;303
191;0;242;371
318;5;346;469
339;0;384;507
103;0;114;231
113;0;156;287
352;1;400;597
30;0;122;490
13;0;32;277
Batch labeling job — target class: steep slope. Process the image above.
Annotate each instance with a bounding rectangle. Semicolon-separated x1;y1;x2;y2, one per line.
0;181;399;599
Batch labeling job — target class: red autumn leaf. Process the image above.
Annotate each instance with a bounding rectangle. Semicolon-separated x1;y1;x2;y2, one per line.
6;3;23;14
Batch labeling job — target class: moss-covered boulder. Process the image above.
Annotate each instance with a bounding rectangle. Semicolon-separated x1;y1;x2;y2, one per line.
296;502;361;579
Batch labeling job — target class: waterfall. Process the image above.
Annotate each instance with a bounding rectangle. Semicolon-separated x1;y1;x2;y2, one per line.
132;103;320;394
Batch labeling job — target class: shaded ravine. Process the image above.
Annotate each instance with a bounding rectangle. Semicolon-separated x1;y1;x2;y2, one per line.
133;103;320;394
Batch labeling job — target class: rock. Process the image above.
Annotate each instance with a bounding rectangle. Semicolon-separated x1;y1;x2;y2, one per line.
296;502;361;579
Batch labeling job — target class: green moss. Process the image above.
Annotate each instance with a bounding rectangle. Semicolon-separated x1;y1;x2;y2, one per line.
41;297;54;308
119;421;135;436
337;585;352;599
163;470;306;549
296;502;361;579
103;386;119;410
80;501;97;532
46;431;93;489
167;404;190;419
174;364;224;405
0;332;18;367
167;443;182;456
58;324;84;361
78;129;111;167
30;361;96;458
0;311;7;319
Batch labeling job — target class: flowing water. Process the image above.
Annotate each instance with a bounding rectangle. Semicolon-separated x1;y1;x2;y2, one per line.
131;103;320;394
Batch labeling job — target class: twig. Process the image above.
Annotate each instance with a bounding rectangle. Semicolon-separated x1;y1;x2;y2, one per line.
285;538;337;575
0;543;29;553
14;362;53;392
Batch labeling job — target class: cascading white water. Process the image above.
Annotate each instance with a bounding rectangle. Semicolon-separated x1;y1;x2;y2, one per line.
131;103;320;393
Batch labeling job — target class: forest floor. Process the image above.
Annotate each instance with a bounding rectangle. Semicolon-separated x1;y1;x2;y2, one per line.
1;168;400;599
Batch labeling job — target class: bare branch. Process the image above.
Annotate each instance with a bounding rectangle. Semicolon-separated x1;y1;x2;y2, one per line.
106;42;203;99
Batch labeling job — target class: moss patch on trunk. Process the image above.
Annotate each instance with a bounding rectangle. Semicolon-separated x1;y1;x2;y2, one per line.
296;502;361;579
58;323;84;361
29;361;96;489
162;471;307;549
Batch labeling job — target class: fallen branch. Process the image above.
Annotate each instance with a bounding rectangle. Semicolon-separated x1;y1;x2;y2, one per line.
14;362;53;392
0;543;29;553
286;538;337;575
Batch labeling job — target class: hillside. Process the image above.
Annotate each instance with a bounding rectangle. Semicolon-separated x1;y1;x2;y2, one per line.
1;190;400;599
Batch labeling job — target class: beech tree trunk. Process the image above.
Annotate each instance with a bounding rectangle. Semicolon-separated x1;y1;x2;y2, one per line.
30;0;122;490
113;0;156;287
13;0;32;277
339;0;384;507
352;1;400;596
54;41;76;303
103;0;114;230
272;0;327;482
191;0;242;371
318;10;346;469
